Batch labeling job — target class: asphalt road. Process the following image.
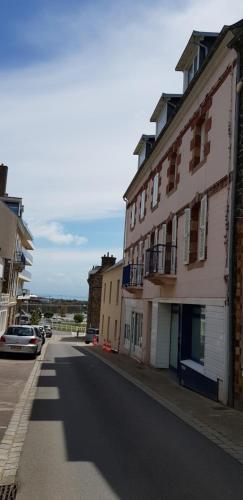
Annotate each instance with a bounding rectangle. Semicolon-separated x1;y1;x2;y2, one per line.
16;341;243;500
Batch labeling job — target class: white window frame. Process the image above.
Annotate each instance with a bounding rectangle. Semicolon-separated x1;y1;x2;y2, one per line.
198;196;207;261
200;121;206;162
183;208;191;265
140;190;146;219
131;203;136;228
171;215;177;274
152;173;159;208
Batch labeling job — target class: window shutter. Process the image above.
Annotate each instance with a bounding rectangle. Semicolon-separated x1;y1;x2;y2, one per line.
171;215;177;274
183;208;191;264
140;190;145;218
198;195;207;261
160;223;167;273
152;173;159;207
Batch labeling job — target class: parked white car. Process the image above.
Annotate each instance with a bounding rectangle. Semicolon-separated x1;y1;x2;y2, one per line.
0;325;43;357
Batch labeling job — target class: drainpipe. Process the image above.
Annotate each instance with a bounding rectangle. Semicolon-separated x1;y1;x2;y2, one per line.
227;52;241;407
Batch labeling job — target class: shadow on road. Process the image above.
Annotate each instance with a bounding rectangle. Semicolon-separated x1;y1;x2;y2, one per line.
28;345;243;500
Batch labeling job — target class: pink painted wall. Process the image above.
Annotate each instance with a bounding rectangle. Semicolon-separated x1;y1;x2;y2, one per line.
123;48;236;301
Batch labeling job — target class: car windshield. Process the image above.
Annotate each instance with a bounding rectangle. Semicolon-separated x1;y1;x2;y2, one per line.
5;327;33;337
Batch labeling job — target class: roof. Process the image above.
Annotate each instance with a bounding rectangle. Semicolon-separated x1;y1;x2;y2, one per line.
133;135;155;155
150;93;182;122
123;21;243;200
88;266;101;276
175;31;219;71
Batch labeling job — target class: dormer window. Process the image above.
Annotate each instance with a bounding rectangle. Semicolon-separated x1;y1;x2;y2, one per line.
175;31;218;92
134;135;155;170
150;94;181;138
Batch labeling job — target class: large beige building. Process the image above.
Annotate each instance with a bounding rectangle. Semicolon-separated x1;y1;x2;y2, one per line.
99;260;123;351
0;164;34;332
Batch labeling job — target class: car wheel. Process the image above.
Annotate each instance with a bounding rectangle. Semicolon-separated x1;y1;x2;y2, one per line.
85;341;90;344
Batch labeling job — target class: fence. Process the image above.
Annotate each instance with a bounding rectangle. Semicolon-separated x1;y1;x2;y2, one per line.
52;323;87;333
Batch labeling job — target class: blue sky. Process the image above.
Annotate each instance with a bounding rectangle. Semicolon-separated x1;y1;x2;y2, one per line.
0;0;242;298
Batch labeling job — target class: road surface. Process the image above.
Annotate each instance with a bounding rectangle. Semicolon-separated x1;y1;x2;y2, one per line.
16;340;243;500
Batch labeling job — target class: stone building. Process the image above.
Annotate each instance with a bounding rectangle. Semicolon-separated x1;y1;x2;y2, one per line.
87;253;116;329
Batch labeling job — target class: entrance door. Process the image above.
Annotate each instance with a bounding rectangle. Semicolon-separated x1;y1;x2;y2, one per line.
169;305;180;370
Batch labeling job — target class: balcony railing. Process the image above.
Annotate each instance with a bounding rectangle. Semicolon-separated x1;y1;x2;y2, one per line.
23;249;33;265
122;264;143;290
145;244;177;285
13;252;25;272
18;269;32;282
0;293;10;305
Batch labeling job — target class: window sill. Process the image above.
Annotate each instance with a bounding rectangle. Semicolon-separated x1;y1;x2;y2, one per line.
166;185;177;197
190;157;207;175
187;260;205;270
181;359;204;374
151;202;159;212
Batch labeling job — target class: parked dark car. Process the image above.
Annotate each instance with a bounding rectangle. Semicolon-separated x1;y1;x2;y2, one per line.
84;328;99;344
44;325;52;338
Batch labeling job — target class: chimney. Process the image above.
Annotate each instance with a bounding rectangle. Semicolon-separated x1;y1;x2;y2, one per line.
0;164;8;197
101;252;116;268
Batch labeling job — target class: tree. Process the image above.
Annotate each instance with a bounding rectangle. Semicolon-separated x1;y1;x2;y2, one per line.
44;312;54;319
30;310;41;325
74;313;84;324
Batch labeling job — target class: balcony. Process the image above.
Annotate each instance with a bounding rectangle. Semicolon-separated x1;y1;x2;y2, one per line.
23;249;33;266
18;269;32;282
13;252;25;272
122;264;143;295
145;244;177;286
0;293;10;305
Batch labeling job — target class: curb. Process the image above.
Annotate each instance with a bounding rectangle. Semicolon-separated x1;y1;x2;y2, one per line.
0;341;48;487
87;348;243;466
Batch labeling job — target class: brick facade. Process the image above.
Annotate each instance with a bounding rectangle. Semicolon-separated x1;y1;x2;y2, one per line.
87;254;116;329
233;40;243;409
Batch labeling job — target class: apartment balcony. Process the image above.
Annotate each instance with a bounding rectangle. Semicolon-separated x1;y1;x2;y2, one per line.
18;269;32;282
145;244;177;286
23;249;33;266
13;252;25;272
0;293;10;305
0;293;16;306
122;264;143;295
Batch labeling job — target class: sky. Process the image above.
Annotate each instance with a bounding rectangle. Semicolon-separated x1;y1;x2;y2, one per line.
0;0;243;298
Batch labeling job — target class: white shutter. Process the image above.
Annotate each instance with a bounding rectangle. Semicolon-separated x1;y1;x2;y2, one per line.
171;215;177;274
199;195;207;260
140;190;145;218
183;209;191;264
131;203;135;228
160;223;167;273
152;173;159;207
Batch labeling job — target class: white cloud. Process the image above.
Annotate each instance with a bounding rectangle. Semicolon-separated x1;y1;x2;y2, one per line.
32;221;87;245
30;247;122;297
1;0;243;296
1;0;242;225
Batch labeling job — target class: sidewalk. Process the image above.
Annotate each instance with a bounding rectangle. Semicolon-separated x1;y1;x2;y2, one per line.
87;345;243;465
0;356;34;444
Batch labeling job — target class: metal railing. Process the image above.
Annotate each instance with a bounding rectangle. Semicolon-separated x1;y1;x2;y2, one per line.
0;293;10;305
18;269;32;281
122;264;143;287
145;244;177;275
22;250;33;265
